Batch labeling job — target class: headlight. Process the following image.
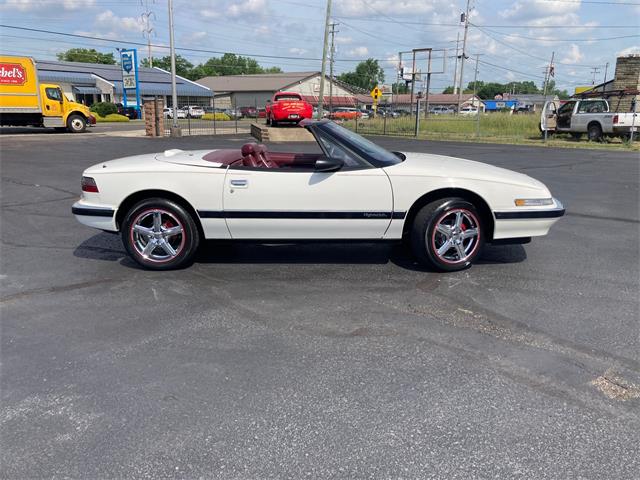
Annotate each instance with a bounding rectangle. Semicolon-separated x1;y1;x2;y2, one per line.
514;198;553;207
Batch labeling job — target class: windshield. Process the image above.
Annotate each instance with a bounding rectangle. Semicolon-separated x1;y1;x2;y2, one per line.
318;121;403;167
275;95;302;101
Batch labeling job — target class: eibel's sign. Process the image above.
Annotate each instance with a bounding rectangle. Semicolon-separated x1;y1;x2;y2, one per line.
120;50;137;90
0;63;27;85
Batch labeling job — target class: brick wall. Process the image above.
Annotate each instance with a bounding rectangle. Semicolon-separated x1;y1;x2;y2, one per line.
144;98;164;137
612;55;640;112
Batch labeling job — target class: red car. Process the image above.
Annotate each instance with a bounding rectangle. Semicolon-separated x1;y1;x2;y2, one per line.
266;92;313;126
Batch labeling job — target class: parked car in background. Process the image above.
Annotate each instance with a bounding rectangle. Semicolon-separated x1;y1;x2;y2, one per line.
224;108;242;119
240;106;258;118
460;106;479;116
330;107;362;121
265;92;313;126
541;99;638;141
313;107;330;118
116;103;139;119
432;106;454;115
183;105;204;118
258;108;267;119
163;107;186;119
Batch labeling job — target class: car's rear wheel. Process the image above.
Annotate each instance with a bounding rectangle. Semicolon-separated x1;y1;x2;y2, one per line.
587;123;603;141
411;198;484;272
121;198;199;270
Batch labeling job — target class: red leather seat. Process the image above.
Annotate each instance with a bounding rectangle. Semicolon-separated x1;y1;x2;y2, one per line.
240;142;278;168
240;143;261;167
255;144;278;168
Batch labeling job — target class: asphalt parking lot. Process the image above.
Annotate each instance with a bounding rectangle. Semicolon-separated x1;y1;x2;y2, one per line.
1;131;639;479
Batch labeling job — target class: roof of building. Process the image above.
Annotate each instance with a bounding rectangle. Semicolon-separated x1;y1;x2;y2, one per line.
196;71;321;93
386;93;481;105
512;94;559;103
36;59;213;97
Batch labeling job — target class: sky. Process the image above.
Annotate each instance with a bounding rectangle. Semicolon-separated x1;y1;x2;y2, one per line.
0;0;638;93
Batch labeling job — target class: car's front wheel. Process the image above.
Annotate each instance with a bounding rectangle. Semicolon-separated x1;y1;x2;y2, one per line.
121;198;200;270
67;114;86;133
411;198;484;271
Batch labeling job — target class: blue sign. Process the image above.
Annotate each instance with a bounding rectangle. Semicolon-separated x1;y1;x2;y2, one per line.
121;53;133;73
120;48;141;117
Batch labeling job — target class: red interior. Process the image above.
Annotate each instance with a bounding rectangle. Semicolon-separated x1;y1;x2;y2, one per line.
202;143;322;170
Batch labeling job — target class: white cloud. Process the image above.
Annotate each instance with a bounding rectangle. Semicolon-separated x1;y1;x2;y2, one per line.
335;36;353;45
289;47;308;55
0;0;95;11
227;0;267;18
617;45;640;57
336;0;445;17
347;46;369;56
94;10;144;35
560;44;584;64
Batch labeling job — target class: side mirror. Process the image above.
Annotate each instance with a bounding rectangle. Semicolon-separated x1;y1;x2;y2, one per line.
315;157;344;172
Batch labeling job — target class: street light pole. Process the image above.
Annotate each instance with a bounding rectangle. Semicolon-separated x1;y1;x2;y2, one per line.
168;0;180;135
317;0;332;119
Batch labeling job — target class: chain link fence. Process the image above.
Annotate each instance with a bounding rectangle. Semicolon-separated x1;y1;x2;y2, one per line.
343;99;542;143
163;96;254;136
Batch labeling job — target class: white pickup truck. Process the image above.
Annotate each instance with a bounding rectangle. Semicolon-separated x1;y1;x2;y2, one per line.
540;99;637;141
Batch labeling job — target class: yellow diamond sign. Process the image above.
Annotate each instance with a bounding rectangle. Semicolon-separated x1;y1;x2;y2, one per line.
370;86;382;100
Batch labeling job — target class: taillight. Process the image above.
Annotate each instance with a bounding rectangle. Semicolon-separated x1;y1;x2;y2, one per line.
613;114;619;124
81;176;99;193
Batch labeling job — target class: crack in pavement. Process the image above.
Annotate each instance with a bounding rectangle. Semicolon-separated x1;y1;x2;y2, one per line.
1;278;120;304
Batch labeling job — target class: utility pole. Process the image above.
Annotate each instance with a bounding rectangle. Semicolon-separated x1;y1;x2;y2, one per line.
140;0;155;67
168;0;180;135
472;54;481;137
542;51;555;97
603;62;609;84
457;0;471;113
328;22;338;115
452;31;460;95
317;0;332;119
590;66;601;85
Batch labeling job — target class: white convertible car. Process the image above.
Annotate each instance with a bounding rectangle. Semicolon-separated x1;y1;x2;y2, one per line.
72;120;564;271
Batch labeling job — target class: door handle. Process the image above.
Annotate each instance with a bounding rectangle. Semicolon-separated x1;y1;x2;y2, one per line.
230;179;248;188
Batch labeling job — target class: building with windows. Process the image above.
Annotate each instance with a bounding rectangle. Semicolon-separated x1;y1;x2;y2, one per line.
35;59;213;108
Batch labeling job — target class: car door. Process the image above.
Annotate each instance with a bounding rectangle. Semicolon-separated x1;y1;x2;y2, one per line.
222;143;393;240
556;101;575;130
41;86;63;117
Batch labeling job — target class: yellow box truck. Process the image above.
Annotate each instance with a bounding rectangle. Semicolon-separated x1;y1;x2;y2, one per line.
0;55;96;133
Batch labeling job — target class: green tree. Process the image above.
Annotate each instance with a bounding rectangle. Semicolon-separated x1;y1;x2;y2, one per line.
442;86;455;94
391;82;409;94
141;55;194;78
56;48;116;64
190;53;282;79
338;58;385;91
546;80;570;99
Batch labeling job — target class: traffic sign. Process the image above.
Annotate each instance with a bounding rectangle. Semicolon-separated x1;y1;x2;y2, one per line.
370;86;382;100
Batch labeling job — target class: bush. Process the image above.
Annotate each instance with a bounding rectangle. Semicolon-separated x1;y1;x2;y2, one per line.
202;112;231;121
90;102;118;117
95;113;130;122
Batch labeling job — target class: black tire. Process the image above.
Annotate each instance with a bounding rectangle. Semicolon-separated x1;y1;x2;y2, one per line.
271;118;278;127
121;198;200;270
67;114;86;133
587;123;603;142
411;198;485;272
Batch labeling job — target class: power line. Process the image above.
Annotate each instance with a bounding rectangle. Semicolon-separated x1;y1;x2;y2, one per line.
472;23;603;68
333;16;638;28
0;24;375;63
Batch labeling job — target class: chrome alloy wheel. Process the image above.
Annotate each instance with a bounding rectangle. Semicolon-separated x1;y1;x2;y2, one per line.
130;209;185;262
430;208;480;264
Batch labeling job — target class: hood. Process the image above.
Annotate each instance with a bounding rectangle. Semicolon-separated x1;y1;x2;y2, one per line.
385;152;547;190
